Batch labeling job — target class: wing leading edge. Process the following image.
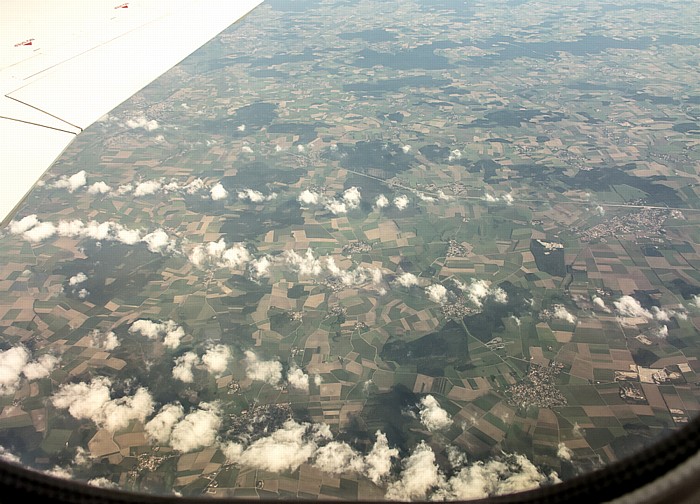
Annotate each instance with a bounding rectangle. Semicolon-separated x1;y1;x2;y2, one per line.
0;0;264;226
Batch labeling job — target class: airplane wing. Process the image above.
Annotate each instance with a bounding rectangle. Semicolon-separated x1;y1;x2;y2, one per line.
0;0;263;226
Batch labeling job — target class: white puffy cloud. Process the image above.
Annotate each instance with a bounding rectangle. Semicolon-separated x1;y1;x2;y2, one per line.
484;193;498;202
249;256;272;278
314;441;365;475
418;395;452;431
553;306;577;324
87;477;117;489
245;351;283;386
241;145;254;154
184;178;204;194
592;296;610;313
0;446;19;464
202;345;231;377
129;319;185;349
145;403;184;444
142;229;175;254
9;215;39;234
457;279;507;308
613;295;652;319
169;402;222;453
287;366;310;392
396;272;419;288
54;170;87;192
417;192;436;203
172;352;199;383
394;194;409;210
438;190;453;201
386;442;442;501
503;193;514;205
656;325;669;338
343;187;362;209
0;347;60;394
364;431;399;484
557;443;573;461
325;199;347;214
298;189;321;206
283;249;323;277
692;295;700;309
189;239;251;270
21;354;59;381
375;194;390;209
23;221;57;243
237;189;276;202
133;180;162;197
325;257;380;289
89;330;119;351
236;419;331;473
87;181;111;195
69;272;88;286
0;347;30;394
125;114;159;131
448;149;462;161
437;453;554;500
402;145;412;153
426;284;448;304
51;377;154;432
210;183;229;201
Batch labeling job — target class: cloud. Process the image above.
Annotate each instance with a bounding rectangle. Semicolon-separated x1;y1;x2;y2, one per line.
448;149;462;161
249;256;272;278
172;352;199;383
0;446;20;464
22;354;59;381
145;403;184;444
0;347;60;394
129;319;185;349
402;145;412;153
169;402;222;453
457;279;506;308
125;114;159;131
613;295;652;319
142;229;175;254
418;395;452;431
241;145;254;153
69;272;88;286
325;257;380;289
133;180;162;197
426;284;448;304
210;183;229;201
23;221;57;243
435;453;555;500
184;178;204;194
202;345;231;377
343;187;362;209
313;441;365;475
656;325;669;338
236;419;332;473
87;181;111;195
325;199;347;214
375;194;390;209
394;195;409;210
283;249;323;276
592;296;611;313
87;477;117;489
0;347;29;394
438;190;453;201
365;431;399;484
298;189;321;206
386;442;442;501
51;377;154;432
503;193;514;205
54;170;87;192
484;193;498;202
553;306;577;324
89;330;119;351
396;272;419;288
237;189;276;202
245;351;283;386
8;215;39;234
417;192;436;203
189;239;251;270
557;443;573;461
287;366;310;392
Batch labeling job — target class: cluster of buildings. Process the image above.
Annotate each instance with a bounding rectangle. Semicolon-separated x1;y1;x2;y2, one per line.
575;208;671;242
507;363;568;409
